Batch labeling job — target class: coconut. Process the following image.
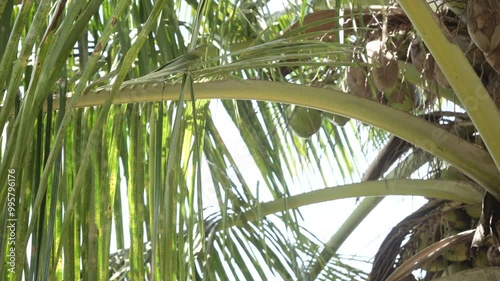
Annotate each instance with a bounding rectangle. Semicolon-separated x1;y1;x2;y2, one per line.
486;49;500;75
288;105;322;138
487;245;500;266
441;208;471;230
444;242;470;262
323;112;351;127
346;65;372;99
366;40;399;91
410;38;435;80
440;262;472;277
487;69;500;94
443;230;471;262
466;0;500;54
454;30;487;67
486;70;500;108
416;229;438;252
383;81;417;111
467;0;500;73
473;247;490;267
440;167;462;180
422;257;447;272
410;38;451;88
445;0;468;16
465;44;486;67
464;204;481;219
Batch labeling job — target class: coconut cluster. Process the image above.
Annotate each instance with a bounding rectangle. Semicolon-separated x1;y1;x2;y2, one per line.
346;40;419;112
415;203;492;277
403;168;493;278
467;0;500;74
287;2;500;139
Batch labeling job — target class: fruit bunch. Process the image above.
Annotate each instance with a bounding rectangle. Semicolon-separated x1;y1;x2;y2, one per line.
404;168;494;278
409;205;488;278
287;1;500;138
467;0;500;74
346;40;418;112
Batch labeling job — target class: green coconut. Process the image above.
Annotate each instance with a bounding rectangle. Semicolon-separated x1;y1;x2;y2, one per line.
440;262;472;277
465;44;486;67
439;167;462;180
444;242;470;262
416;230;434;252
366;40;399;91
323;112;351;127
410;38;435;81
443;230;471;262
346;65;373;99
464;204;481;219
441;208;471;230
383;81;417;112
473;247;490;267
422;257;447;272
288;105;322;138
485;50;500;74
444;0;468;16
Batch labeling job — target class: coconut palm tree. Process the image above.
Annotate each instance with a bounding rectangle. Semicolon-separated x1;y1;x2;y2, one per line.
1;0;500;280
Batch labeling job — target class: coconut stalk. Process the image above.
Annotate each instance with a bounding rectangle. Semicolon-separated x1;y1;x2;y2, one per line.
396;0;500;194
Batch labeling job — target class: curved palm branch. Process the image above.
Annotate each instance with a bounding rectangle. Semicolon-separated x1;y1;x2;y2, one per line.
1;0;500;281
